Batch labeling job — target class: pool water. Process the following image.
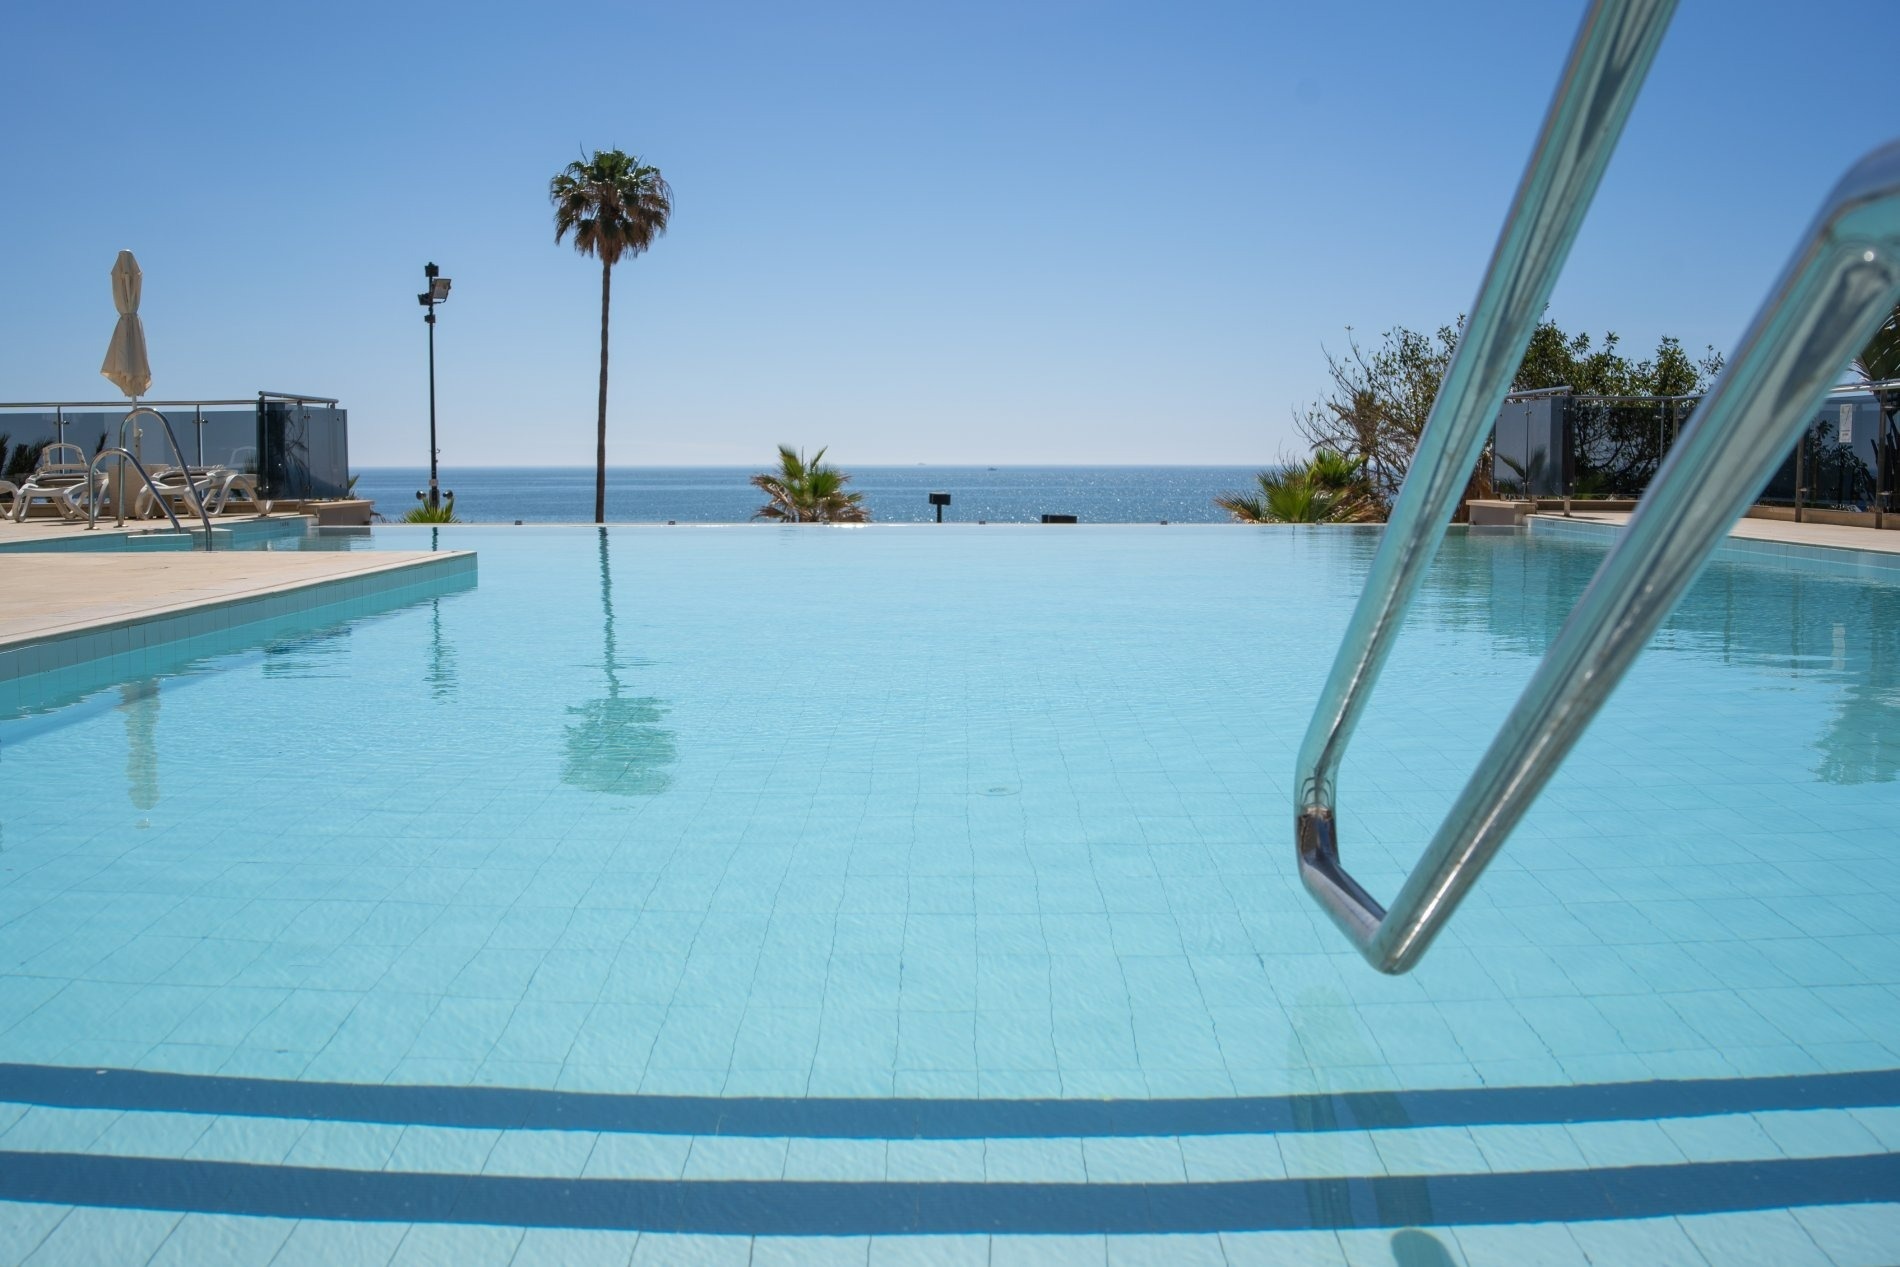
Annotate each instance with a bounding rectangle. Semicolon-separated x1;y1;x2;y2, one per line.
0;523;1896;1264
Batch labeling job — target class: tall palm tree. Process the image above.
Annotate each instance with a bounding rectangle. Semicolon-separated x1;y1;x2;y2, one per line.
1215;449;1376;524
751;445;870;523
551;150;673;523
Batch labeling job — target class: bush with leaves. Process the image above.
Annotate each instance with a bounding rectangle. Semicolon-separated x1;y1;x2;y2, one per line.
1295;318;1725;509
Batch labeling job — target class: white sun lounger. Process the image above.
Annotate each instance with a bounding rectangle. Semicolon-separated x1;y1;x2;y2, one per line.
206;469;271;515
10;444;107;522
133;466;272;519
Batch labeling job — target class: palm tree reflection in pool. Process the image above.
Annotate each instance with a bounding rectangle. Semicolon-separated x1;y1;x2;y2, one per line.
563;527;676;797
1816;583;1899;786
426;599;458;702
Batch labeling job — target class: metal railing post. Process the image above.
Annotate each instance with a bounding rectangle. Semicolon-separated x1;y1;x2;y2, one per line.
257;392;267;501
1878;404;1890;529
1795;430;1807;522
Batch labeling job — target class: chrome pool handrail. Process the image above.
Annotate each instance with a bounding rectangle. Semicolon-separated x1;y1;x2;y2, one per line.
89;406;216;548
86;447;186;536
1299;138;1900;973
1291;0;1679;964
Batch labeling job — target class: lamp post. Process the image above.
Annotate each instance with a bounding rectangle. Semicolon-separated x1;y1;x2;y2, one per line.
416;262;452;510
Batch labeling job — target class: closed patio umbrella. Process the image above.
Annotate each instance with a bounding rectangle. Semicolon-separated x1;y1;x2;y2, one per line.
99;250;152;520
100;250;151;399
87;251;207;538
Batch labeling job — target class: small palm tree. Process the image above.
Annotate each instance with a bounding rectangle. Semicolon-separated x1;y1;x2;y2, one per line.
751;445;870;523
1216;450;1376;523
401;496;460;524
551;149;673;524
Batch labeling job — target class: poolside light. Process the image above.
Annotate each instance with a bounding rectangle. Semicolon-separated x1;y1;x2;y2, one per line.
416;261;452;511
928;491;950;523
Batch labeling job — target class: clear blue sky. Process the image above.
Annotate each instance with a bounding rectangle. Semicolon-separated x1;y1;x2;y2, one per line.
1;1;1891;467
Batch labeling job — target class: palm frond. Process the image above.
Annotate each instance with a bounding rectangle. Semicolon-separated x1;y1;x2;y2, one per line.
1212;490;1270;523
1305;447;1363;491
400;498;460;524
1215;452;1377;524
751;446;870;523
550;150;673;266
1857;303;1900;388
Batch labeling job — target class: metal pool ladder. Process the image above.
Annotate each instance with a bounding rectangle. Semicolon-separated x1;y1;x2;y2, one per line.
1296;0;1900;974
86;406;216;549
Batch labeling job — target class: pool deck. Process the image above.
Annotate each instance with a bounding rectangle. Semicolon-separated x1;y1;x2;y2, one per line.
0;549;468;651
1536;510;1900;555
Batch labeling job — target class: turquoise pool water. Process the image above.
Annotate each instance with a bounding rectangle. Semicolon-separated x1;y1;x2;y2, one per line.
0;523;1896;1264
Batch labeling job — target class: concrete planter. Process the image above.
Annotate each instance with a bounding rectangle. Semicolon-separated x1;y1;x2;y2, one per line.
305;499;375;526
1466;499;1536;527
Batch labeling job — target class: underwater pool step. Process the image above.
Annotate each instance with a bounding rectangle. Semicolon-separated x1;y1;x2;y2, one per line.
4;1097;1893;1184
2;1147;1897;1236
6;1062;1898;1137
3;1062;1900;1234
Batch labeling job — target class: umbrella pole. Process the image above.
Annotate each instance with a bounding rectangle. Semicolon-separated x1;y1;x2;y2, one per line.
116;397;136;527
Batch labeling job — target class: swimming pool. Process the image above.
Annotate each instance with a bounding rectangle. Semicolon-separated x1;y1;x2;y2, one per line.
1;523;1896;1264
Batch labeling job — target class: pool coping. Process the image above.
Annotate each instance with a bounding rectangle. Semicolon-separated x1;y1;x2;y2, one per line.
1528;513;1900;581
0;550;477;688
0;512;316;553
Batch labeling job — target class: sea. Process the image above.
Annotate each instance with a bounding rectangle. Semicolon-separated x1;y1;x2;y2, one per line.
351;466;1265;524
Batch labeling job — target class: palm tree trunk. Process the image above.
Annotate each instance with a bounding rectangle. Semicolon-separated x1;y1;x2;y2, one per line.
596;260;613;524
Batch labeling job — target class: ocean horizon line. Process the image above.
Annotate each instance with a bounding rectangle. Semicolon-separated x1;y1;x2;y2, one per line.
348;464;1276;523
353;462;1274;471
